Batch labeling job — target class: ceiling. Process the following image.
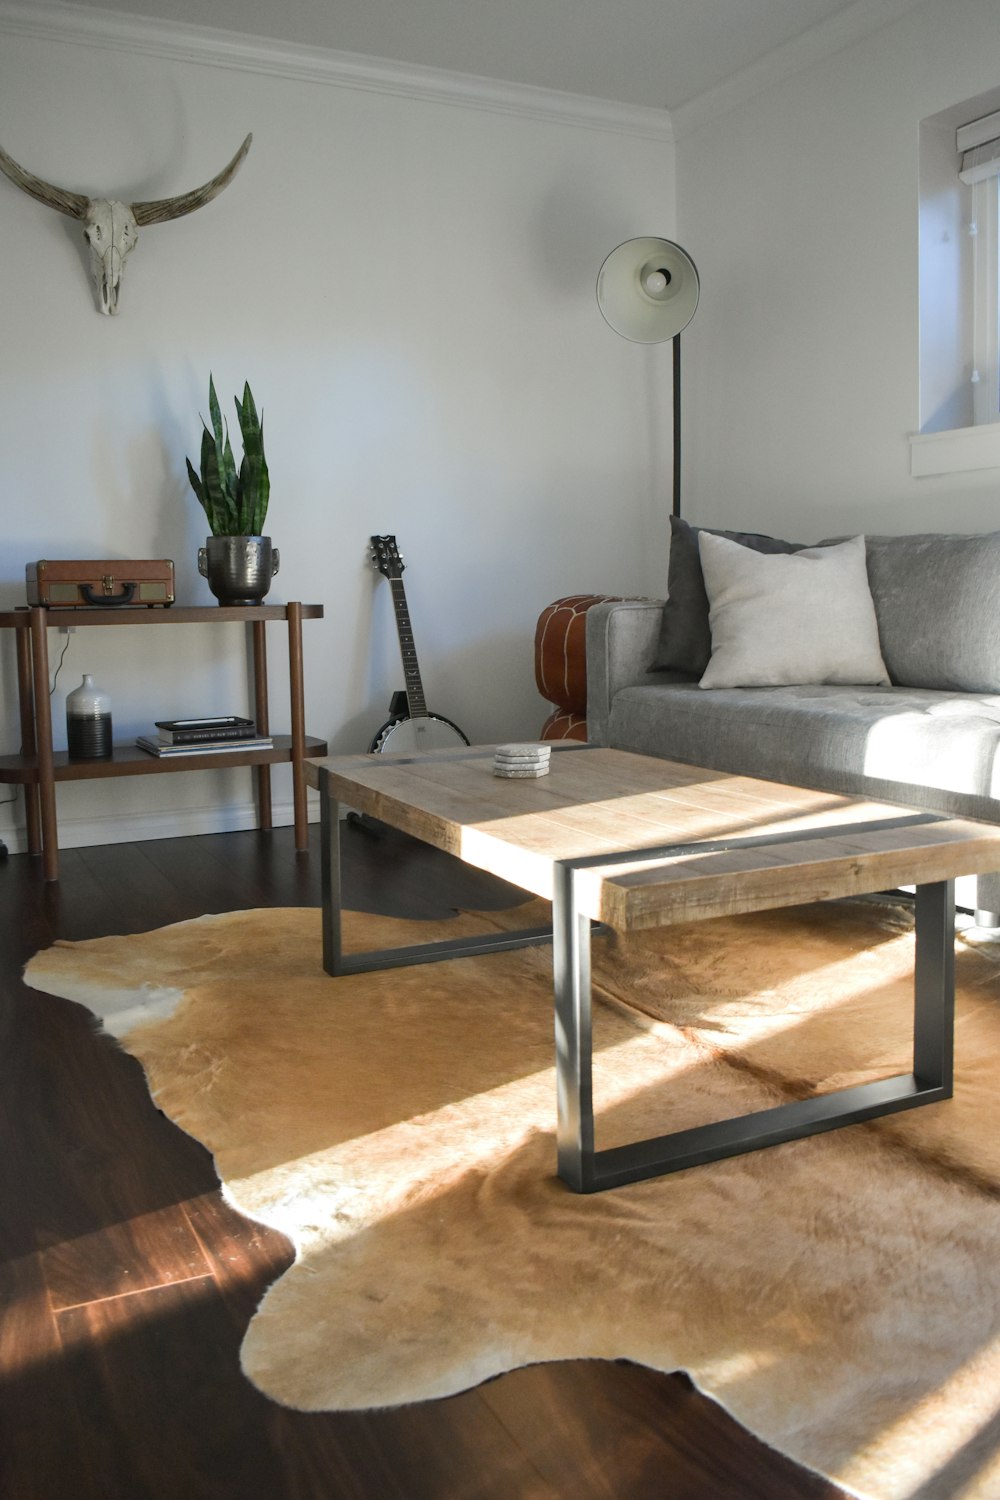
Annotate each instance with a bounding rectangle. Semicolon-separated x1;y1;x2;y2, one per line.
53;0;922;113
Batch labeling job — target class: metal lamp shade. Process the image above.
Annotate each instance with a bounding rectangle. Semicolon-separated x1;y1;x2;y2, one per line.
597;237;700;344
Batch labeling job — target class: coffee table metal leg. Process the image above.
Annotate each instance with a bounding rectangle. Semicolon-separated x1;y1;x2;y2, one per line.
555;875;956;1194
319;769;555;977
320;783;345;976
913;879;955;1088
553;861;595;1191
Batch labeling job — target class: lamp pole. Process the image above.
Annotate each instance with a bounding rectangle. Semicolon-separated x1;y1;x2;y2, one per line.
673;335;682;519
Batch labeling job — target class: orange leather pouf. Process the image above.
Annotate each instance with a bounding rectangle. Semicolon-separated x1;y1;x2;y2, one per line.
534;594;623;741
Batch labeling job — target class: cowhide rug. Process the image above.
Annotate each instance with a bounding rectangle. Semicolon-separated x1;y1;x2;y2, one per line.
25;897;1000;1500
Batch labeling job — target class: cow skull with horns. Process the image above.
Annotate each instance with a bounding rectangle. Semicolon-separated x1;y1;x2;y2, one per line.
0;133;252;314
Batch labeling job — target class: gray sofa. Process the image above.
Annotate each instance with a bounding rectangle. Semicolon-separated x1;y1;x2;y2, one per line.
585;520;1000;922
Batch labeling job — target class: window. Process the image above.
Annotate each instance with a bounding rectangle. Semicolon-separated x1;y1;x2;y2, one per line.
912;90;1000;476
959;112;1000;426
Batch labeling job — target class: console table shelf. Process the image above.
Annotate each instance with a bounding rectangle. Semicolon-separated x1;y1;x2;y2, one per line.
0;735;328;782
0;602;326;880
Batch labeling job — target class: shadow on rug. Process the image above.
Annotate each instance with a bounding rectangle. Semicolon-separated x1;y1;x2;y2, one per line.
25;896;1000;1500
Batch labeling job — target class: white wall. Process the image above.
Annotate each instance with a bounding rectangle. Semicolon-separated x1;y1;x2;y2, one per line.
0;8;675;852
675;0;1000;543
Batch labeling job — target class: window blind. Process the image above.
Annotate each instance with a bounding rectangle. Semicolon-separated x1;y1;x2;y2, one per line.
959;109;1000;185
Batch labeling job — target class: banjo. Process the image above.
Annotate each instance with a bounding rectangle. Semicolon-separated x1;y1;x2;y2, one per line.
368;535;470;754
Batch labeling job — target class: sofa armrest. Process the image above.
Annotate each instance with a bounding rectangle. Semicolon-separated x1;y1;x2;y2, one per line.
585;599;664;745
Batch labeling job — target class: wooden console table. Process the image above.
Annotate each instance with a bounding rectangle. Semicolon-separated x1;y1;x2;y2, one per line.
0;602;326;880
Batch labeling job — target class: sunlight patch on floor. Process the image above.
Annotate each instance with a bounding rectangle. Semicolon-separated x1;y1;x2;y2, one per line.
842;1334;1000;1498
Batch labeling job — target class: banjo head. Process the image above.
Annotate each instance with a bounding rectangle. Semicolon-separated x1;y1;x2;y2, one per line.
372;715;469;754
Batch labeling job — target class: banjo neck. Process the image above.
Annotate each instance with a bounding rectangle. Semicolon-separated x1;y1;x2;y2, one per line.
389;576;428;720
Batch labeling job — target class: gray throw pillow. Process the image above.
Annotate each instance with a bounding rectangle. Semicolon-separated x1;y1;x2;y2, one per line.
654;515;806;676
864;532;1000;693
698;533;890;689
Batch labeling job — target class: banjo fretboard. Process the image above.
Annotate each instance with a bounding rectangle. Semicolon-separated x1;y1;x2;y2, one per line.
389;577;428;719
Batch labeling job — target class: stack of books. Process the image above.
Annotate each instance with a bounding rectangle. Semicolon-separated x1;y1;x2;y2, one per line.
136;716;274;757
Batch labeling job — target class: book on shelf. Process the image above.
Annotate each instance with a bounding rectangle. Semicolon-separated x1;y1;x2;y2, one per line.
136;733;273;758
154;715;257;745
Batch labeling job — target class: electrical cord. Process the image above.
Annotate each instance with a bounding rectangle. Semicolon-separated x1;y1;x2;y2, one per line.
50;632;71;695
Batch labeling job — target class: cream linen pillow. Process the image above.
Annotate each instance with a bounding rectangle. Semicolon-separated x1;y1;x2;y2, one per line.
698;532;889;689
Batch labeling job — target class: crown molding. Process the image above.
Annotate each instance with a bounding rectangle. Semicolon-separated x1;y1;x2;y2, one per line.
671;0;929;139
0;1;673;143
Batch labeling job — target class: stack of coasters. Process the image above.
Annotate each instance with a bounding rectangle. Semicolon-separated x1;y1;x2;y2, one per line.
493;742;551;779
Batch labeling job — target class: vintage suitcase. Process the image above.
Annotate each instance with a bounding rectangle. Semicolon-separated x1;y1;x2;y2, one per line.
26;559;176;608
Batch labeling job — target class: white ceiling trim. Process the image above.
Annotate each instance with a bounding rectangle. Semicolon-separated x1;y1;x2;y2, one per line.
671;0;930;138
0;0;674;142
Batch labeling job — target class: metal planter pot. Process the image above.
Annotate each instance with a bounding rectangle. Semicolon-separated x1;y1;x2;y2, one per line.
198;535;280;606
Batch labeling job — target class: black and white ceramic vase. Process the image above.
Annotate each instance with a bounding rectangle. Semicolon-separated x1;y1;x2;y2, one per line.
66;673;113;759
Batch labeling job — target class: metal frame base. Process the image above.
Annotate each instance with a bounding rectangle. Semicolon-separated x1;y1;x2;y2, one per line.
320;783;553;974
554;858;955;1193
321;772;957;1194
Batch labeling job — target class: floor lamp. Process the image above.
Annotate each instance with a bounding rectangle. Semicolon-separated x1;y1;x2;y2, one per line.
596;237;700;518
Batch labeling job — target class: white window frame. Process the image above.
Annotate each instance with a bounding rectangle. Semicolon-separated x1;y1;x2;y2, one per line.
969;173;1000;427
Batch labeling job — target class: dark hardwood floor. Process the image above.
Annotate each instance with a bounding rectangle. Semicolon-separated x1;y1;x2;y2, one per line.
0;822;847;1500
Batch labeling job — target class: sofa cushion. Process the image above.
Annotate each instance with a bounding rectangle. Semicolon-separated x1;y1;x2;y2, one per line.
606;679;1000;821
697;533;889;689
864;532;1000;693
654;515;805;676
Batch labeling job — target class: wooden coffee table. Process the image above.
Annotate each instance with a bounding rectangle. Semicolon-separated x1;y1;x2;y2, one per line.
306;745;1000;1192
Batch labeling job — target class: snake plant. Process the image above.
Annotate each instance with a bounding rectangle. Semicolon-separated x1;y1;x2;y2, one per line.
186;376;270;536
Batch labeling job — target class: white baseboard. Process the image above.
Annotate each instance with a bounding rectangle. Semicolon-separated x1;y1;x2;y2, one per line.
0;798;320;856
